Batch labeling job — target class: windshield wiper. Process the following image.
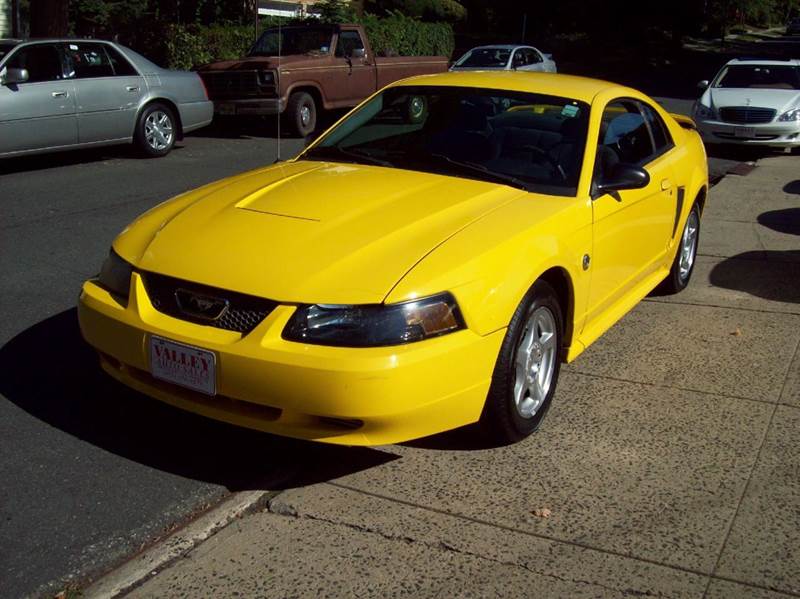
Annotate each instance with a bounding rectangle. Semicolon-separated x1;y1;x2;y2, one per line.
305;145;394;168
426;153;531;191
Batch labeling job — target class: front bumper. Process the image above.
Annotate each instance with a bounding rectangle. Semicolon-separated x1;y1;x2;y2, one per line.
78;273;504;446
696;117;800;147
213;98;286;116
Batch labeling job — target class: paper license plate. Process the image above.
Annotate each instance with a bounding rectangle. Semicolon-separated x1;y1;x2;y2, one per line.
217;103;236;115
734;127;756;138
150;336;216;396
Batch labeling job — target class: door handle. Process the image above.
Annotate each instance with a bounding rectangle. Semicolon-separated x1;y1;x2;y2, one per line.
126;86;140;92
660;179;672;191
51;91;68;98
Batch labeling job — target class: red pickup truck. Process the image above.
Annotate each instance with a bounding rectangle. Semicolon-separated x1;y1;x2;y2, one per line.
198;23;449;136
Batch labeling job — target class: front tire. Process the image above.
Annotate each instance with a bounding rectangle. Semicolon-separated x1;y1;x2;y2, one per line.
659;202;701;294
135;103;176;157
481;280;563;444
286;91;317;137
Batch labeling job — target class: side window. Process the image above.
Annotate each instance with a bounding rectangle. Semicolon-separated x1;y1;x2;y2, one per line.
512;50;525;68
5;44;64;83
64;43;115;79
335;31;365;58
640;102;674;157
526;49;542;64
599;100;655;167
104;45;139;76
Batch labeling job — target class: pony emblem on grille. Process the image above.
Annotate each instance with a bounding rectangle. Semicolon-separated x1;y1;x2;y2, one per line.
175;289;230;321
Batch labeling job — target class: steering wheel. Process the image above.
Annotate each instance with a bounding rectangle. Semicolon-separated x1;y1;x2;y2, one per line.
521;145;567;181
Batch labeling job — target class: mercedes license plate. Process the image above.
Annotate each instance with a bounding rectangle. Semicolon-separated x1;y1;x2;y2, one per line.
734;127;756;138
150;336;216;396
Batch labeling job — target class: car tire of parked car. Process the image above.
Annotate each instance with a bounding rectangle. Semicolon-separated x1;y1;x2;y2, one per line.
134;103;177;158
287;91;317;137
659;202;701;294
481;279;563;444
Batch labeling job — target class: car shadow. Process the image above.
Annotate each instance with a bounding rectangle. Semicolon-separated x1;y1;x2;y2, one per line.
704;144;774;162
0;145;146;176
709;251;800;304
758;208;800;235
784;180;800;195
193;110;347;141
0;309;399;493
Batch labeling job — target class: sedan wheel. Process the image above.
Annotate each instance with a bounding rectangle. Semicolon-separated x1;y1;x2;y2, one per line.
135;103;177;157
482;279;563;444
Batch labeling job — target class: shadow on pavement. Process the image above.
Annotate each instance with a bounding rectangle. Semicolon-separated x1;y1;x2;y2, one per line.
0;145;145;176
709;251;800;304
0;309;399;492
784;180;800;195
758;208;800;235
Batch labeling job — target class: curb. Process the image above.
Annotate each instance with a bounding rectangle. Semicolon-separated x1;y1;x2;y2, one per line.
81;490;275;598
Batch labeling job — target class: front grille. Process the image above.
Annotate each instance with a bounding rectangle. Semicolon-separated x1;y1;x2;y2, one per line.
719;107;776;124
199;70;274;100
141;272;277;335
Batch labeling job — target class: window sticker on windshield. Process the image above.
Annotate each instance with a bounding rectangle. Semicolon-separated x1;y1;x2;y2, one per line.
561;104;579;117
69;44;79;50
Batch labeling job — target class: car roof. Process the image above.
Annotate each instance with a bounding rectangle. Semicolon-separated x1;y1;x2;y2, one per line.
726;57;800;66
392;71;628;103
468;45;533;51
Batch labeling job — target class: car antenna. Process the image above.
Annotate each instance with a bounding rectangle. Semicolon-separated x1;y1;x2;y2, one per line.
275;16;282;163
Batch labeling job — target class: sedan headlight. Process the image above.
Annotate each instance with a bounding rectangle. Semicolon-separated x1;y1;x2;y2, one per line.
778;107;800;122
693;102;715;119
283;293;466;347
98;249;133;299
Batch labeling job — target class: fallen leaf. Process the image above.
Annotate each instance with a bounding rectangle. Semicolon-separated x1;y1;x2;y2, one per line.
531;508;552;518
731;328;742;337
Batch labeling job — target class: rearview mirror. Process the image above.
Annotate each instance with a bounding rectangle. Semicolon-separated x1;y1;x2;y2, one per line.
351;48;366;60
593;164;650;199
697;79;709;91
0;67;29;85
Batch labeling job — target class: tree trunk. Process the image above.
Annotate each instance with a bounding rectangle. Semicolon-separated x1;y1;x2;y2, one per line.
29;0;69;37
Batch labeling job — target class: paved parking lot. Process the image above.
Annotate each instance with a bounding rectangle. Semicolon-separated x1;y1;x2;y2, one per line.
1;118;798;597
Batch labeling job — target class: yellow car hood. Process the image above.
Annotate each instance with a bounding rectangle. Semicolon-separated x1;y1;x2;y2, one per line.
119;160;524;305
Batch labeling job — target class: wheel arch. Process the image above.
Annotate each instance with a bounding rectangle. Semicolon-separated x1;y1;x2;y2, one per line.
286;83;325;111
537;267;575;360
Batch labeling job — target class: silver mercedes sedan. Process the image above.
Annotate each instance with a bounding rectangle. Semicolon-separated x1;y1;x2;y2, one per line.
0;39;213;158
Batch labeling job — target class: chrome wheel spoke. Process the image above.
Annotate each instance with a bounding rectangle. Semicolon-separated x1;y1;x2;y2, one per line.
512;304;558;420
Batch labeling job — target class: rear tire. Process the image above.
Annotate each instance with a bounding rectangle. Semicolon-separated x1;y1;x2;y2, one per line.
134;103;176;158
659;202;701;294
481;280;563;444
286;91;317;137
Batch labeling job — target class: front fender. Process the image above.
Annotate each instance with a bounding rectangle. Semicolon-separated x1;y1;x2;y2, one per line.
385;195;593;343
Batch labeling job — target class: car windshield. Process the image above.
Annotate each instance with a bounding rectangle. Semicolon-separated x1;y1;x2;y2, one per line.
454;48;511;68
249;27;334;56
715;65;800;90
0;42;17;62
304;85;590;196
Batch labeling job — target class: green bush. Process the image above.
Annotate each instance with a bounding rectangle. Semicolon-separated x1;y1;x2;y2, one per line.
360;11;454;57
159;12;453;69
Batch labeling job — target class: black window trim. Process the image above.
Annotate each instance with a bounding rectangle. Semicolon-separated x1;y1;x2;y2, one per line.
2;41;71;84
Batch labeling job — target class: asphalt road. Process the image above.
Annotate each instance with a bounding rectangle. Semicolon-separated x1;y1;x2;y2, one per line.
0;105;774;598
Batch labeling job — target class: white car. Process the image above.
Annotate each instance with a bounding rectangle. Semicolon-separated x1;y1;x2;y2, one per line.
693;58;800;148
450;45;556;73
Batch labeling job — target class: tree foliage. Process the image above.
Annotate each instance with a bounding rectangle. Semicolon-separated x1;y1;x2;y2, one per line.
365;0;466;22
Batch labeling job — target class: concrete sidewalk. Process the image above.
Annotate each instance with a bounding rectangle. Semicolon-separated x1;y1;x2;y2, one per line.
91;156;800;599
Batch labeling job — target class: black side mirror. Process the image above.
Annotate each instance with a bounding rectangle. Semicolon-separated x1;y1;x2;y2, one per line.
0;67;29;85
697;79;709;91
593;163;650;200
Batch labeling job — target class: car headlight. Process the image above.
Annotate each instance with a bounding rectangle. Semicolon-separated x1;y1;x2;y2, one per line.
98;249;133;299
283;292;466;347
693;102;715;119
778;107;800;122
258;70;276;85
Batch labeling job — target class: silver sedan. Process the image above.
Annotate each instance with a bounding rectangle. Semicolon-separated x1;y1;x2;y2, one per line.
450;45;557;73
0;38;213;158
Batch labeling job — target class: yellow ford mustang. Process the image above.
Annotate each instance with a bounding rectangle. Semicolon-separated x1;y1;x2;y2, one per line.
78;72;707;446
